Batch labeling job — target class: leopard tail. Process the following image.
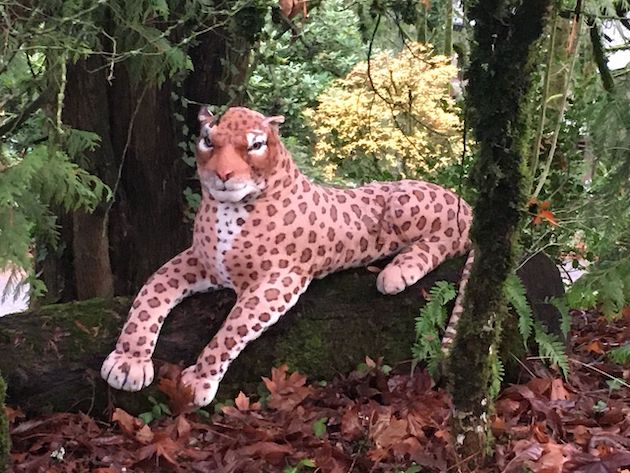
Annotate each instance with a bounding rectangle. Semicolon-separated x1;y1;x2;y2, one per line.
441;248;475;354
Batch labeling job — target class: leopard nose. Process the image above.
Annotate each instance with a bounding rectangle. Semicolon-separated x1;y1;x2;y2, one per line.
216;169;234;182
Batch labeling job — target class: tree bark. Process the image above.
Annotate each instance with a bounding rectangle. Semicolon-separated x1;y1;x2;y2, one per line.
105;69;192;296
0;374;8;473
0;262;462;418
63;56;118;300
42;19;257;302
444;0;453;56
449;0;552;464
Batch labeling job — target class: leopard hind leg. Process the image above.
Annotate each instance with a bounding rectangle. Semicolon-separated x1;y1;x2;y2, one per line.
376;240;452;295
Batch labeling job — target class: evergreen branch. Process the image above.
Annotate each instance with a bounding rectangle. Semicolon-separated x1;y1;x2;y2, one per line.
412;281;456;377
608;343;630;365
550;297;571;338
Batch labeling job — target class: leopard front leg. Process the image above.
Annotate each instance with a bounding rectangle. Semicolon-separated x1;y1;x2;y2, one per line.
180;272;310;406
101;248;216;391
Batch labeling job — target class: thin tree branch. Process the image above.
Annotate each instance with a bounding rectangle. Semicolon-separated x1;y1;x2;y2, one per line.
587;18;615;93
533;17;582;199
0;91;51;138
528;9;559;196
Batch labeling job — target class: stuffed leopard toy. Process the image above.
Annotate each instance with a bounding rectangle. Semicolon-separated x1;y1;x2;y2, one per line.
101;106;474;406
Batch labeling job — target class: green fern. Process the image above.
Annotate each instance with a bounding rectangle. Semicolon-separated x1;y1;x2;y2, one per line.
504;273;534;347
551;297;571;338
505;275;570;378
412;281;456;376
414;275;570;381
489;352;505;399
608;343;630;365
534;322;570;378
566;259;630;319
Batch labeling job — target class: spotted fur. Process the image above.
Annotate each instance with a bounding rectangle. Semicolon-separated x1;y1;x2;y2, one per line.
101;106;474;406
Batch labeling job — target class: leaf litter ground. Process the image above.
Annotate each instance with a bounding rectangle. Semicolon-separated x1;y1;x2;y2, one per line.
6;307;630;473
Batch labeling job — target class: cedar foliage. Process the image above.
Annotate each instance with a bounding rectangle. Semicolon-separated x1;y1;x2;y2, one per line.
1;1;265;300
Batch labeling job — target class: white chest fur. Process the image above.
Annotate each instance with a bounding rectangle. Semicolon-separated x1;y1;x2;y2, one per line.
214;203;249;287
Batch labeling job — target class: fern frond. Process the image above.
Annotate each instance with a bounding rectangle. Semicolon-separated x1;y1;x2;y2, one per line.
551;296;571;338
608;343;630;365
504;274;534;347
534;322;570;378
566;258;630;319
413;281;456;377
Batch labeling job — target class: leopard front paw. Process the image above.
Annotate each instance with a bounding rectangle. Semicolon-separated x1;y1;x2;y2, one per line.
101;351;154;392
180;365;219;407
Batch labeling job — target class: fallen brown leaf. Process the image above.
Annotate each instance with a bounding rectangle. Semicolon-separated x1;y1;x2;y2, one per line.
262;364;312;412
550;378;571;401
135;424;154;444
159;376;196;415
111;408;141;436
4;405;25;424
586;340;605;355
234;391;251;411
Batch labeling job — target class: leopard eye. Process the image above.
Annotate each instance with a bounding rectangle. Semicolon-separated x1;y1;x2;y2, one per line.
248;140;267;153
246;131;268;154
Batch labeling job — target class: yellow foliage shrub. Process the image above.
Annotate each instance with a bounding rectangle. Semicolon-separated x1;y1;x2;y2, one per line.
305;43;462;182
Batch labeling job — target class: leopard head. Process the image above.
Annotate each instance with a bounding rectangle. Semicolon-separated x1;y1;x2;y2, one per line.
196;106;285;203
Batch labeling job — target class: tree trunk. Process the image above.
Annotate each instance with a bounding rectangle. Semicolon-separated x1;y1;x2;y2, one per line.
444;0;453;56
40;23;257;302
0;374;8;472
105;69;192;295
63;56;118;300
0;261;462;418
449;0;552;464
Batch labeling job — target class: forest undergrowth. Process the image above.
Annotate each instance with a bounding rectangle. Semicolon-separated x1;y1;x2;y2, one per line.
6;305;630;473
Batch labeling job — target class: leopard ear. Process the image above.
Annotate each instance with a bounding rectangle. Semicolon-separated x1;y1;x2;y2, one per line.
198;105;214;124
262;115;285;128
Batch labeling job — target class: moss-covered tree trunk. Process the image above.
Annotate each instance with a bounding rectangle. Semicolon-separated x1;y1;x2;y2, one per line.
0;374;9;472
448;0;552;463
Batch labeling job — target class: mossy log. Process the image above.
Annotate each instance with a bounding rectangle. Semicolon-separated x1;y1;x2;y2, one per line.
0;253;562;419
0;262;464;417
